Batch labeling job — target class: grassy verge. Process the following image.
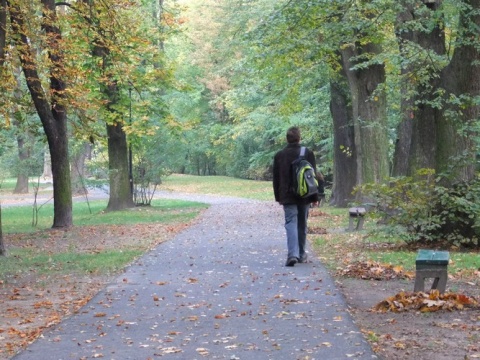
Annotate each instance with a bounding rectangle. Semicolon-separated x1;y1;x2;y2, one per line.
0;249;144;277
308;207;480;280
0;197;208;280
1;198;207;233
0;177;52;195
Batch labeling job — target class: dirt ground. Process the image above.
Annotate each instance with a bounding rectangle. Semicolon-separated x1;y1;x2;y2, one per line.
339;277;480;360
1;208;480;359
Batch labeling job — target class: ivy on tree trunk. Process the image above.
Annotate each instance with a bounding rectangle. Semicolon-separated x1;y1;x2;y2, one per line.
329;66;357;207
341;41;389;191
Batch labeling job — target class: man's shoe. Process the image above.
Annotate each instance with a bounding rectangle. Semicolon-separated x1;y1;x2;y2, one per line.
285;257;298;267
298;254;308;263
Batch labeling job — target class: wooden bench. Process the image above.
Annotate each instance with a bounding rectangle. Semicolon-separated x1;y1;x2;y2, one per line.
348;207;366;231
414;249;449;294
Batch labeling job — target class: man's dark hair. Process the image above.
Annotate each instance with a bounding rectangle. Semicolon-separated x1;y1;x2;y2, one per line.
286;127;301;144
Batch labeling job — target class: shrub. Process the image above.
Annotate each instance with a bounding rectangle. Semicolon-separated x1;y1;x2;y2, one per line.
360;169;480;248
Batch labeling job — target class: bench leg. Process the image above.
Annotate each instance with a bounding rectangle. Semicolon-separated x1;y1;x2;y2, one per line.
414;274;425;292
349;216;365;231
414;269;448;294
436;272;448;293
356;217;365;231
349;217;355;231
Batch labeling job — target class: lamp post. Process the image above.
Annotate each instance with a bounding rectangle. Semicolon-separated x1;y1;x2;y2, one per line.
128;87;133;198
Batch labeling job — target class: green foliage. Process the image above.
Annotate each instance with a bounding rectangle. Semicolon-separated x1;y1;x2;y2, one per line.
159;0;333;180
360;169;480;248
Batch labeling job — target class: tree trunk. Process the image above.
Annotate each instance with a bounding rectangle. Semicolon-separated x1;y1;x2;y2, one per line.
12;72;30;193
406;1;446;176
392;110;413;177
0;0;5;67
341;42;389;191
71;142;92;196
8;0;72;228
42;0;72;228
392;4;416;177
393;0;446;176
13;134;29;194
103;78;134;210
42;145;53;180
0;205;6;256
437;0;479;182
106;122;135;210
48;114;72;228
329;68;356;207
394;0;477;181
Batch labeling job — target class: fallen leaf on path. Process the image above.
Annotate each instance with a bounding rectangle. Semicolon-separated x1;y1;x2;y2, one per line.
196;347;209;356
161;347;182;354
214;314;229;319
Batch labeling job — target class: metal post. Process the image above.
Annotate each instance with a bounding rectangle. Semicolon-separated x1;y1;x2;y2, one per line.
128;87;133;198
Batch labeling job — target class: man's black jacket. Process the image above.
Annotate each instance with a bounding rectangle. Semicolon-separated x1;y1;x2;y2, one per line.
273;143;319;205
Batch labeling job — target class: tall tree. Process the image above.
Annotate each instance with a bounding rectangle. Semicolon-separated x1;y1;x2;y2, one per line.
0;0;6;250
74;0;134;210
71;142;92;196
330;67;357;206
13;127;30;194
97;40;135;211
393;0;479;182
341;41;389;189
0;205;5;256
71;0;173;210
437;0;479;181
0;0;5;69
8;0;72;227
393;0;446;176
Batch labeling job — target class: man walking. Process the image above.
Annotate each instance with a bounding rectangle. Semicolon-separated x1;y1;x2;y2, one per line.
273;127;318;266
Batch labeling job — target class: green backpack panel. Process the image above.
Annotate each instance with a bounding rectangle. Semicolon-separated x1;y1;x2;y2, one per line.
291;147;318;198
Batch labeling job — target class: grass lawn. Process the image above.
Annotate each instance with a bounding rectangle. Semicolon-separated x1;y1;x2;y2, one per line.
160;174;274;200
0;193;208;279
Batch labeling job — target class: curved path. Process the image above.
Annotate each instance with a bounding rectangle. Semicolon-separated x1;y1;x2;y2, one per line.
12;193;378;360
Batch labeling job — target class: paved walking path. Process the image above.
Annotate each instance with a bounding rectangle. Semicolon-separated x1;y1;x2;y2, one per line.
12;194;378;360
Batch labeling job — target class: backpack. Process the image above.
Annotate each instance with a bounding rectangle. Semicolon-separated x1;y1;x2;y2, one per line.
291;147;318;198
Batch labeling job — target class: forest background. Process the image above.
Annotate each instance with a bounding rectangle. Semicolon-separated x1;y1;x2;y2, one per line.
0;0;480;247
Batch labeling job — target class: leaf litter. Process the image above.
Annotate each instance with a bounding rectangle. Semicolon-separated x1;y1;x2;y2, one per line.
0;221;191;359
337;260;415;281
374;289;480;313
